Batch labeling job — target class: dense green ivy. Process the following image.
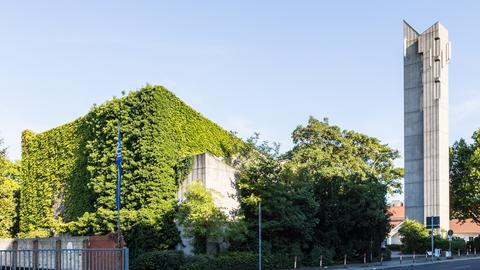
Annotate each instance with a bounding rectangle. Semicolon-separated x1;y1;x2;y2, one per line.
0;140;20;238
20;85;241;254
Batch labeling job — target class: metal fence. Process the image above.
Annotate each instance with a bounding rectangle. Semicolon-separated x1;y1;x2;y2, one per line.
0;248;128;270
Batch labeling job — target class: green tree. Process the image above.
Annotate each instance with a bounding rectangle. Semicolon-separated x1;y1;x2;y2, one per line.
398;219;429;253
0;138;20;238
177;181;227;254
234;117;401;262
287;117;400;258
288;117;403;194
234;134;319;256
450;131;480;223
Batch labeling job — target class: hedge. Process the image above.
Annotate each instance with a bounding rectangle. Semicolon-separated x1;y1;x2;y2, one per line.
20;85;242;256
131;250;185;270
131;251;294;270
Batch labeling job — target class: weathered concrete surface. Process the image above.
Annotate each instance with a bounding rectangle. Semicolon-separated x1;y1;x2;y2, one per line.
176;153;239;255
404;21;450;230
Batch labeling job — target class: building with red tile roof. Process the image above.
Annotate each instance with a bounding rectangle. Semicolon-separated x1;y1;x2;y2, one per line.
386;201;480;245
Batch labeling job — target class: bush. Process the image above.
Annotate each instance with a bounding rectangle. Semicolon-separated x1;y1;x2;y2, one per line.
387;244;402;251
180;255;215;270
303;246;334;266
179;252;293;270
131;251;185;270
399;219;429;253
451;238;467;252
213;252;258;270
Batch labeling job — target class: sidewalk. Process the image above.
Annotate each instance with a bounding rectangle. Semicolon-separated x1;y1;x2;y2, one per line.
298;254;480;269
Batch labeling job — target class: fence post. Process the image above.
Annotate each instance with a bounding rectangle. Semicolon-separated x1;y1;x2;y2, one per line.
343;254;347;268
425;252;428;261
475;248;477;256
458;249;460;257
83;238;89;270
380;253;383;265
12;240;18;270
363;253;366;264
413;251;416;263
55;239;61;270
319;255;323;268
123;248;129;270
294;256;297;269
400;255;402;264
33;238;39;270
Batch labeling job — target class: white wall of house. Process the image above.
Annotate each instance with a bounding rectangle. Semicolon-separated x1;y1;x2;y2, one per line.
455;233;480;242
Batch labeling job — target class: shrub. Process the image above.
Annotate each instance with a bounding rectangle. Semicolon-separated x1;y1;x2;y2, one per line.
451;237;467;252
130;251;185;270
179;252;293;270
177;182;227;254
399;219;429;253
180;254;215;270
303;246;334;266
387;244;402;251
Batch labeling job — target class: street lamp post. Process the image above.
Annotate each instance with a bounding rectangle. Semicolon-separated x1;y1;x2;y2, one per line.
259;202;262;270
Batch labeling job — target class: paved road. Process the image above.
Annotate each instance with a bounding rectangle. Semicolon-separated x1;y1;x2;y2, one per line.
387;257;480;270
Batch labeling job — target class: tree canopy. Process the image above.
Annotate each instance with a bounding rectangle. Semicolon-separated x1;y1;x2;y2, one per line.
450;129;480;223
233;117;402;262
0;138;20;238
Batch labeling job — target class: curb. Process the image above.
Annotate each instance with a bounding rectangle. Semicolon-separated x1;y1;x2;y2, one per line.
307;256;480;269
340;256;480;269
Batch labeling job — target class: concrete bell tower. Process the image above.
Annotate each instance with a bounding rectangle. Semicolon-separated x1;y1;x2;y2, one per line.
403;21;450;230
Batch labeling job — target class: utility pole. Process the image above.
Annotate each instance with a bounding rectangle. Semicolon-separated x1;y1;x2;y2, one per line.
431;217;434;261
258;202;262;270
259;202;262;270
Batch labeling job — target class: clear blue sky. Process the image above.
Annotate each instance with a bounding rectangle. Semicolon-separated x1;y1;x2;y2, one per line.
1;1;479;170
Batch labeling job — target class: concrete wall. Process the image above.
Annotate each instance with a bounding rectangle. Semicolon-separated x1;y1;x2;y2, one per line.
404;21;425;225
177;153;239;218
404;21;450;230
176;153;239;255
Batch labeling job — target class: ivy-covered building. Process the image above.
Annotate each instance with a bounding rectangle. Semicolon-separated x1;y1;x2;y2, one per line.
19;85;241;255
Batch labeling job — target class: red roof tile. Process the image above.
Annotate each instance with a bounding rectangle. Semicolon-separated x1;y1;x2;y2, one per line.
387;204;480;235
450;219;480;234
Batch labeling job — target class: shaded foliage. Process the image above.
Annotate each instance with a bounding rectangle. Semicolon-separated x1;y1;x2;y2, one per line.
233;117;402;263
399;219;466;253
177;182;227;254
450;130;480;223
0;139;20;238
398;219;430;253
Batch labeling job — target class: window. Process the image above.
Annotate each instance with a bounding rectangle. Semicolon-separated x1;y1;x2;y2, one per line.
446;42;452;63
429;49;432;67
434;60;441;78
434;83;441;100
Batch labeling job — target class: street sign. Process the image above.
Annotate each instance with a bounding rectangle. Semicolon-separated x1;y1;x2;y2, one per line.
426;216;440;229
